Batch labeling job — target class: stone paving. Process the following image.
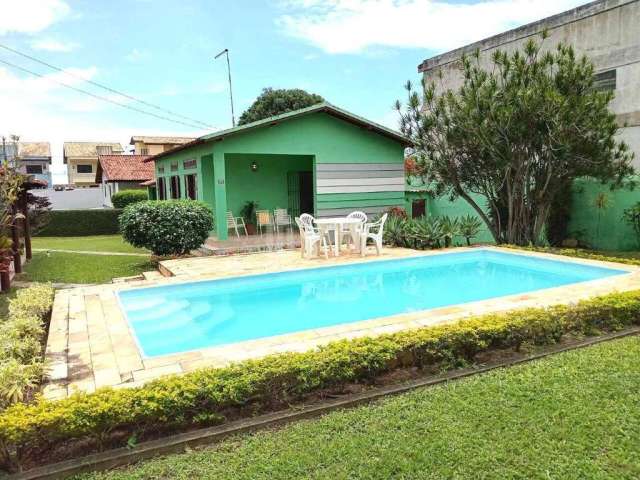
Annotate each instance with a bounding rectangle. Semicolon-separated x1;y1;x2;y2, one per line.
43;246;640;399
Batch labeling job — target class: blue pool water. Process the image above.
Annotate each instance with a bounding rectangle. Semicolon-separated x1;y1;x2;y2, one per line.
118;249;626;357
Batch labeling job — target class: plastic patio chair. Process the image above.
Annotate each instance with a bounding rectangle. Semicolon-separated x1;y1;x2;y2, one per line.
360;213;388;257
256;209;275;235
274;208;292;233
295;217;328;259
342;211;367;249
226;211;248;237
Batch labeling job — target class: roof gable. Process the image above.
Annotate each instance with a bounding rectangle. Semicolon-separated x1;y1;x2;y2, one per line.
145;103;410;162
96;154;153;182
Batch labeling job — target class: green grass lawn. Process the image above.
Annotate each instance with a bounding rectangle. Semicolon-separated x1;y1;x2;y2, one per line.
32;235;147;254
78;336;640;480
19;252;154;284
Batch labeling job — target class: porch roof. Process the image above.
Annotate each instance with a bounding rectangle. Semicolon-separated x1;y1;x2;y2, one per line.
144;102;411;163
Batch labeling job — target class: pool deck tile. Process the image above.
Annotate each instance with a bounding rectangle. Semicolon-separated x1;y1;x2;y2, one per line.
42;246;640;398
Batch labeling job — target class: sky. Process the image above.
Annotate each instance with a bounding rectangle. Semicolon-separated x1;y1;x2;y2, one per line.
0;0;588;184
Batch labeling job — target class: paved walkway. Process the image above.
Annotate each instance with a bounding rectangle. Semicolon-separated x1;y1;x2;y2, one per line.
33;248;149;257
42;246;640;399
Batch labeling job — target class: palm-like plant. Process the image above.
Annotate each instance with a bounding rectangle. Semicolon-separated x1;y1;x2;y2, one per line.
458;214;483;246
440;216;460;247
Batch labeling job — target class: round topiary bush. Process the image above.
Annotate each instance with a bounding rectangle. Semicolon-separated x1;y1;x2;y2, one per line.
119;200;214;256
111;189;149;209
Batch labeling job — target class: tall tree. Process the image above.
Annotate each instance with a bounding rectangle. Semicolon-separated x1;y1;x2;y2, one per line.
397;35;634;246
238;88;324;125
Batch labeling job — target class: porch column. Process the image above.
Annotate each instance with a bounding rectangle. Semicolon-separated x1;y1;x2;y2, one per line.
213;153;228;240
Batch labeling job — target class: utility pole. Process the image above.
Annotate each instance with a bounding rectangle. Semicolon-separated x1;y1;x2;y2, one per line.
214;48;236;127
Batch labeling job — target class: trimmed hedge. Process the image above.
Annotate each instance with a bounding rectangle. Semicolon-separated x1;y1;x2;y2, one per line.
36;209;122;237
1;289;640;471
119;200;214;256
0;284;55;411
111;190;148;209
503;245;640;267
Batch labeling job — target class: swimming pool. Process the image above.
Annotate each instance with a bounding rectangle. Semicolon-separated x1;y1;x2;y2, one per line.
118;249;627;357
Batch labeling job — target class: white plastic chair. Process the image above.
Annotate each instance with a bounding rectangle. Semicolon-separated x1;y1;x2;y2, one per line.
274;208;292;233
360;213;388;257
342;211;367;249
295;217;328;259
256;210;275;235
299;213;315;229
226;211;248;237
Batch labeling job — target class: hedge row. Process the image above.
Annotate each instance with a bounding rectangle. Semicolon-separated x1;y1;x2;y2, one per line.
36;209;122;236
0;284;55;411
111;190;148;209
1;289;640;471
503;244;640;267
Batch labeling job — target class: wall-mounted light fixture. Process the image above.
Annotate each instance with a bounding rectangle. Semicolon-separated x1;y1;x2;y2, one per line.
250;161;258;172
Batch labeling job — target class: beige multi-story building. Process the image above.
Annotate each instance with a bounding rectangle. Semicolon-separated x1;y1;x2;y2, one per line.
129;136;194;156
63;142;124;186
418;0;640;167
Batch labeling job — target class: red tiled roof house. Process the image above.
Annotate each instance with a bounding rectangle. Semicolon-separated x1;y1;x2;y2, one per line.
96;154;153;207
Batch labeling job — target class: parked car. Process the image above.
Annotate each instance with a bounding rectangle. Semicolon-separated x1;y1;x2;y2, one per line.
64;186;75;191
54;185;64;191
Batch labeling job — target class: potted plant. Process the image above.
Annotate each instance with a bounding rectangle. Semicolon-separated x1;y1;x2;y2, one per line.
240;200;258;235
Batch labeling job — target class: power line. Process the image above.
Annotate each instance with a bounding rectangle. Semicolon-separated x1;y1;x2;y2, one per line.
0;43;217;130
0;57;215;131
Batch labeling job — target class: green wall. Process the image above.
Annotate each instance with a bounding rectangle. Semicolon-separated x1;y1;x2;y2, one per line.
404;178;640;251
225;153;312;218
568;178;639;251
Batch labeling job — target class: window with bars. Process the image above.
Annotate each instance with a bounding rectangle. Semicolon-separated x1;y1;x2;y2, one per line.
157;177;166;200
183;158;197;169
170;176;181;199
170;162;178;172
185;174;197;200
593;69;616;91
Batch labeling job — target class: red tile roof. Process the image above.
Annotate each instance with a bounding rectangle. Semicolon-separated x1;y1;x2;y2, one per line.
96;155;154;182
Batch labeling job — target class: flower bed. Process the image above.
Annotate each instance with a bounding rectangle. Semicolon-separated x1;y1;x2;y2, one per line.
1;289;640;472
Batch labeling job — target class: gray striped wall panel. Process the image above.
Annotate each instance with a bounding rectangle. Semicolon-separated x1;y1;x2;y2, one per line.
316;162;405;195
316;163;403;172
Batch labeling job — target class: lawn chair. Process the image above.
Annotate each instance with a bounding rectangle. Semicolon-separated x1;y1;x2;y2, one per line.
256;209;275;235
295;217;328;259
342;211;367;250
226;211;248;237
360;213;388;257
274;208;292;234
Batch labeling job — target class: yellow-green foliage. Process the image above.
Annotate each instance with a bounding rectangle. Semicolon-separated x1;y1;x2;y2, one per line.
503;245;640;267
1;289;639;472
0;284;54;412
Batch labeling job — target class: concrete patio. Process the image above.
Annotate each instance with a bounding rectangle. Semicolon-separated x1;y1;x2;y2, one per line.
43;247;640;400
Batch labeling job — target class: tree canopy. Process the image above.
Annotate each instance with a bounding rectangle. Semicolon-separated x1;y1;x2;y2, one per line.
397;35;634;246
238;88;324;125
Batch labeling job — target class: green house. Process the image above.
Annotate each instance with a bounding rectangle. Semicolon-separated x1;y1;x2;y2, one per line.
147;103;410;240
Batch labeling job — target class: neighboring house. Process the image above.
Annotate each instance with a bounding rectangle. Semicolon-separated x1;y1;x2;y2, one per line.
63;142;124;186
0;140;52;186
418;0;640;168
95;154;153;207
130;136;195;155
145;102;410;240
17;142;52;186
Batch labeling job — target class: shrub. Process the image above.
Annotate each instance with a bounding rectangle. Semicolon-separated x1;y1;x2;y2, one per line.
1;288;639;471
111;189;148;209
0;284;54;413
623;202;640;248
119;200;214;256
36;209;122;236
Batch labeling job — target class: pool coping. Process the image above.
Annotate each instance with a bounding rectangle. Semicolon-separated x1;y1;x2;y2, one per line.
43;246;640;399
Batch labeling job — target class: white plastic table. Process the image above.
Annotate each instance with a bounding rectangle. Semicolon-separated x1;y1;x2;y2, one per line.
315;217;364;256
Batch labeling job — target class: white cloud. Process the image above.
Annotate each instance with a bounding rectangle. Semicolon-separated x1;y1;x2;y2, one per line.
0;0;71;35
30;38;78;52
277;0;587;54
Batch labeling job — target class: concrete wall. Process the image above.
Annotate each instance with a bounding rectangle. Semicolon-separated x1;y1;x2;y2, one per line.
419;0;640;168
